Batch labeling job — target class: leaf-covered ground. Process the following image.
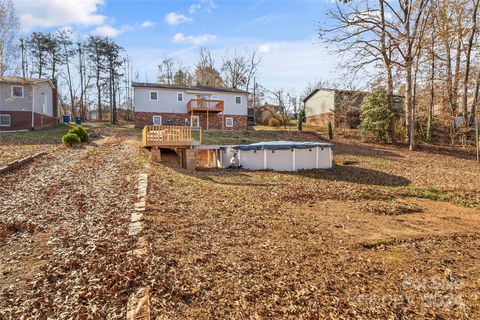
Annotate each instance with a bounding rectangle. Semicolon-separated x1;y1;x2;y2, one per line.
0;124;72;167
1;126;479;318
0;126;149;319
142;131;480;319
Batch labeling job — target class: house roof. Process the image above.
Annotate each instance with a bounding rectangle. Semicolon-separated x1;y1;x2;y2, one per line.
302;88;403;103
302;88;368;103
132;82;249;94
0;76;55;87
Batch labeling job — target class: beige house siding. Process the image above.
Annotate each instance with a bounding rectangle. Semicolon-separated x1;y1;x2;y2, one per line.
305;90;335;117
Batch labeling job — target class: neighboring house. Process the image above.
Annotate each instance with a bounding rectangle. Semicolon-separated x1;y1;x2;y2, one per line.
303;88;403;128
0;76;59;131
132;82;249;130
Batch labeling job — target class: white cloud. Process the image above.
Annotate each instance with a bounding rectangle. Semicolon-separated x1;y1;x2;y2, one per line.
140;20;156;28
253;14;284;25
172;33;216;45
189;0;217;14
165;12;192;25
14;0;107;31
126;38;349;93
258;43;273;54
93;25;132;37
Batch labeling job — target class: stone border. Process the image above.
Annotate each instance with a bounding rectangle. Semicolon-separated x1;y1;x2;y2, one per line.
127;173;151;320
0;152;47;175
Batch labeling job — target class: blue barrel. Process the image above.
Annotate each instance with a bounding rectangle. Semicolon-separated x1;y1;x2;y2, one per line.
63;115;71;123
75;117;82;125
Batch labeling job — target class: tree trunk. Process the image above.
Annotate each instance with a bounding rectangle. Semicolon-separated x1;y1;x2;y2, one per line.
0;45;4;76
406;60;415;150
96;66;102;121
426;46;435;142
470;68;480;125
462;1;479;125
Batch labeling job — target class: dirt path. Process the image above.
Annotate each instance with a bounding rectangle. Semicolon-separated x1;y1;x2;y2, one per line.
0;129;146;319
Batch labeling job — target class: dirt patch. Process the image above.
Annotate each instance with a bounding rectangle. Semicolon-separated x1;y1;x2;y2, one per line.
303;199;480;245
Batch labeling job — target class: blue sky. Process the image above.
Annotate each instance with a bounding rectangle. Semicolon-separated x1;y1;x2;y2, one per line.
13;0;341;94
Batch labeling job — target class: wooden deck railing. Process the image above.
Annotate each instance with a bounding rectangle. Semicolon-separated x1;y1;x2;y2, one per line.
187;99;224;112
142;125;202;147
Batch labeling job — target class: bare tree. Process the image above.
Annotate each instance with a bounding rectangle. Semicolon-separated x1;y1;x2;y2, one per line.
462;0;480;125
157;56;175;84
0;0;19;75
221;49;261;90
195;47;223;87
265;88;292;128
57;29;75;117
85;36;109;120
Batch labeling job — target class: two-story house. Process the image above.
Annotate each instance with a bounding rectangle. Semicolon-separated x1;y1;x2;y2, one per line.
132;82;249;130
0;76;59;131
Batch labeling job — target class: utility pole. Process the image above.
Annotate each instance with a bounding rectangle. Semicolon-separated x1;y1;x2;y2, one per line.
253;77;256;125
20;38;26;78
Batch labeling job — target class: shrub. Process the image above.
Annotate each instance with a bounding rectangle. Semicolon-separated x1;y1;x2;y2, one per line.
68;126;89;142
62;133;81;146
359;89;398;143
297;109;305;131
327;121;334;140
345;110;361;129
268;118;282;127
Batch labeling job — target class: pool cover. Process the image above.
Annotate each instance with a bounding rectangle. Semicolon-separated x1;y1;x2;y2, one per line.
230;141;334;151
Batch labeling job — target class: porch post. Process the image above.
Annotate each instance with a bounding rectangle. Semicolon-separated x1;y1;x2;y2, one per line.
207;110;209;130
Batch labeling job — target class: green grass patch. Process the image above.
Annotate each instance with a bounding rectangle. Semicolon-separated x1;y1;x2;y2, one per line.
201;129;319;145
1;124;73;144
402;186;448;201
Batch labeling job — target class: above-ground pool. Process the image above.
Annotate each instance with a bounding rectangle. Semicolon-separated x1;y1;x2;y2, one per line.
219;141;333;171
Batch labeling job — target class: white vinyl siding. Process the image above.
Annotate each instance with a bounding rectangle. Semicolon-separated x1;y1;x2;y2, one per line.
304;90;335;117
152;115;162;125
42;92;47;114
225;117;234;127
0;114;11;126
150;91;158;101
11;86;24;98
134;87;248;115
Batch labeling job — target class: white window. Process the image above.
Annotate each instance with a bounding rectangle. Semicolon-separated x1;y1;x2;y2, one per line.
152;115;162;125
150;91;158;101
0;114;11;127
210;94;218;100
225;117;234;128
177;92;184;102
235;96;242;105
11;86;24;98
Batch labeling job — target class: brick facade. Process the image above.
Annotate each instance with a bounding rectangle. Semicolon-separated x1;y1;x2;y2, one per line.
306;112;335;126
0;111;58;131
134;112;248;130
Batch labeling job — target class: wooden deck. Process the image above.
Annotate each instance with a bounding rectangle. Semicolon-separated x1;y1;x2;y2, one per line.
187;99;224;113
142;125;202;148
